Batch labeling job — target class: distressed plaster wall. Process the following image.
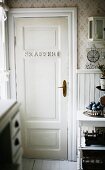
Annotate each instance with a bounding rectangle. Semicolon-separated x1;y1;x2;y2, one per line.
6;0;105;68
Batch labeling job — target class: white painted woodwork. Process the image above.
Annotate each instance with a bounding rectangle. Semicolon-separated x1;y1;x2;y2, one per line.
22;158;77;170
0;99;16;119
0;7;5;71
0;7;9;99
15;17;68;159
8;8;77;161
24;26;59;50
77;69;105;110
12;130;21;156
11;111;20;137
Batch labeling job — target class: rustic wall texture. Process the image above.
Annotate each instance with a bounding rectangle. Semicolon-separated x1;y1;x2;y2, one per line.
6;0;105;69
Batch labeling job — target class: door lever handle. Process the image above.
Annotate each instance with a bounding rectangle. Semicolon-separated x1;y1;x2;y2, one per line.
58;80;67;97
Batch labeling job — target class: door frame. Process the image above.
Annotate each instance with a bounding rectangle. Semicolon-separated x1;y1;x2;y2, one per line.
8;8;77;161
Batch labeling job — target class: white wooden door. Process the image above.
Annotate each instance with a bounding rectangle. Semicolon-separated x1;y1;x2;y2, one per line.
15;17;69;159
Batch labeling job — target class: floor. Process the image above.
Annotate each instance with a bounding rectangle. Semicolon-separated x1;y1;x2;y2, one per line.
22;158;77;170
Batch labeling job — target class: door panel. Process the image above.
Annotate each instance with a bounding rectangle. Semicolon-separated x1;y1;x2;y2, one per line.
25;58;58;120
15;17;68;159
27;129;59;149
23;26;59;49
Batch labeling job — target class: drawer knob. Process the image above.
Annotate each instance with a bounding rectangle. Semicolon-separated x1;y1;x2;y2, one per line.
14;138;19;146
15;121;19;128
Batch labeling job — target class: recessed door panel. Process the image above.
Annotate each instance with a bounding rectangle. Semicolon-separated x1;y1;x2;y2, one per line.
27;129;60;149
24;58;60;120
23;26;59;50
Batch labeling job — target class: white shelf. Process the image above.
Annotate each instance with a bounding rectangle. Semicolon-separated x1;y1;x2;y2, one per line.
79;146;105;150
76;69;101;74
77;110;105;122
77;110;105;169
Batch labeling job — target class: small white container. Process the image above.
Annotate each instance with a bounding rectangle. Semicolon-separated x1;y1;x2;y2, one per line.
100;78;105;89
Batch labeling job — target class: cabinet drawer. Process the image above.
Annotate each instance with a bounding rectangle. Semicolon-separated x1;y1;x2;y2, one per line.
12;131;21;156
11;112;20;137
13;152;22;170
16;155;22;170
13;147;23;163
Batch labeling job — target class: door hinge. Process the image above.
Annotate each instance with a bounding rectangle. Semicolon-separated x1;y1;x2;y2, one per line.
14;36;16;46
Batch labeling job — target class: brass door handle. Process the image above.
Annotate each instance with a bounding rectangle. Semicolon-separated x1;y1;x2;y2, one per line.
58;80;67;97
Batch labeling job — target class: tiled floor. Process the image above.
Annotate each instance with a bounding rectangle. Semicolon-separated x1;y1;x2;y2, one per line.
23;158;77;170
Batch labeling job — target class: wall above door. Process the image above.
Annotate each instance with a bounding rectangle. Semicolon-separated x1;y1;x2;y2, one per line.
6;0;105;69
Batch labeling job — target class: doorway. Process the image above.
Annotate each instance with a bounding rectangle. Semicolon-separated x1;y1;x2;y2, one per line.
8;8;77;161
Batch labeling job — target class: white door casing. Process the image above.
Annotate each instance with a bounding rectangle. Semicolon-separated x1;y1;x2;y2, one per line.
9;9;76;160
